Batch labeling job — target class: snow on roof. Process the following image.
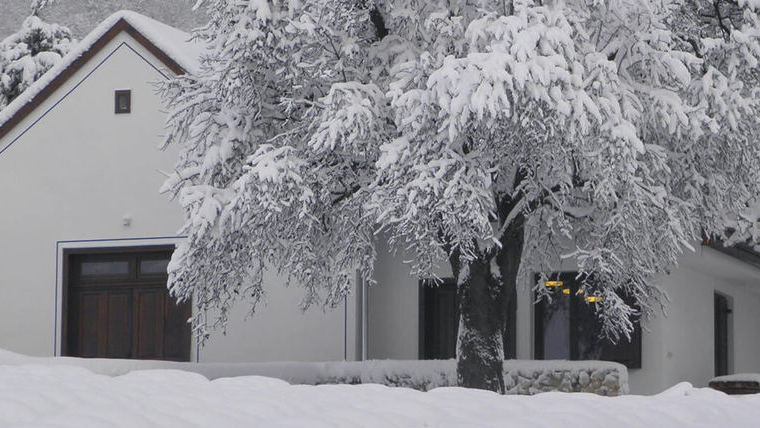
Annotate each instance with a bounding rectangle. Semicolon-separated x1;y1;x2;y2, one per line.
711;373;760;384
0;10;207;140
112;10;206;75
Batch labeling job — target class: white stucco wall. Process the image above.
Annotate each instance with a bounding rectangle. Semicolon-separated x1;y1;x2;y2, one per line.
199;272;359;363
627;245;760;394
367;238;422;359
0;30;353;363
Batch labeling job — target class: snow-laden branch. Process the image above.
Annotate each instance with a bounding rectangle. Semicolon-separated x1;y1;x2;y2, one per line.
158;0;760;344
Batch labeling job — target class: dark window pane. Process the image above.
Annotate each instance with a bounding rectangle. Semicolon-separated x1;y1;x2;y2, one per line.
118;95;128;110
542;288;571;359
574;296;605;360
535;273;642;368
114;90;131;114
421;279;459;359
419;277;517;360
715;293;730;376
140;259;170;275
80;260;129;276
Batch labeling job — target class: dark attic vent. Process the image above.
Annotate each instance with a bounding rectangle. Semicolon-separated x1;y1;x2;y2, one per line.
114;89;131;114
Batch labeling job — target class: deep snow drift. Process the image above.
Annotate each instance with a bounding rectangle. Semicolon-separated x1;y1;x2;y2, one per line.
0;363;758;427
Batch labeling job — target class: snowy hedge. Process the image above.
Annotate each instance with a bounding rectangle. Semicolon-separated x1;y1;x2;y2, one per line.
0;349;627;395
295;359;628;396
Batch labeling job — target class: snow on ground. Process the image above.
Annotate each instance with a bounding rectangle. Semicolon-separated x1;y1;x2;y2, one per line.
0;363;758;427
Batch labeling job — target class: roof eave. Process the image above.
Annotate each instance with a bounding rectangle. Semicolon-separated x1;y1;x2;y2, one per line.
0;17;186;143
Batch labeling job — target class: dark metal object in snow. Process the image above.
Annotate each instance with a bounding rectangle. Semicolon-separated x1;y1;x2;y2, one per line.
709;380;760;395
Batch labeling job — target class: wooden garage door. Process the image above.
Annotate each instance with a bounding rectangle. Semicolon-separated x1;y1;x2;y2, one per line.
63;247;191;361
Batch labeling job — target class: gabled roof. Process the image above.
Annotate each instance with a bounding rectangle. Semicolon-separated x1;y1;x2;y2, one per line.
706;237;760;271
0;10;207;143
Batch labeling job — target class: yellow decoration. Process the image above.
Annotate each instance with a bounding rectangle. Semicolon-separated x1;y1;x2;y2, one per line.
585;296;603;303
545;280;564;287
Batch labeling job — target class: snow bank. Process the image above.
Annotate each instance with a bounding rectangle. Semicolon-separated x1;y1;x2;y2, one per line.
0;349;626;395
0;364;757;427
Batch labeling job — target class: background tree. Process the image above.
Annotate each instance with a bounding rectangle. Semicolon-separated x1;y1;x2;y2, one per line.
0;10;74;109
30;0;57;15
2;1;207;40
158;0;760;392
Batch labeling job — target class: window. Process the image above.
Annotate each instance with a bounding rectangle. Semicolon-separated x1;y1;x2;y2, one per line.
80;260;130;276
419;278;516;360
419;278;459;359
534;272;642;369
714;292;732;377
114;89;131;114
138;257;170;276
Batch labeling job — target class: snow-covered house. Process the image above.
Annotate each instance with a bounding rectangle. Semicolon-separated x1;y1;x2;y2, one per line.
1;11;760;395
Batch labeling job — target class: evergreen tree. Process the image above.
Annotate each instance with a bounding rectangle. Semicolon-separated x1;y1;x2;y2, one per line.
0;12;74;109
159;0;760;392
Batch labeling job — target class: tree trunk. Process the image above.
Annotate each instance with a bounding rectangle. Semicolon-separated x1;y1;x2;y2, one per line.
454;218;524;393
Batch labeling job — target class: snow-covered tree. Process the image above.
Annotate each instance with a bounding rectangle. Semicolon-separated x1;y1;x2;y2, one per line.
23;0;208;40
159;0;760;392
0;13;74;109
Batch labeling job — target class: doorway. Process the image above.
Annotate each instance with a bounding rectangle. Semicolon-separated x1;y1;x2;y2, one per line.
714;292;732;377
62;246;191;361
418;278;516;360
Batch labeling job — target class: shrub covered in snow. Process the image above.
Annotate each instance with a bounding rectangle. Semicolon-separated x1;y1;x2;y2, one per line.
0;14;75;109
312;360;627;396
0;349;627;396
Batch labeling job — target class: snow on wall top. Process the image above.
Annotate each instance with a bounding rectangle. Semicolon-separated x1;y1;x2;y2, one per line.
0;10;206;138
711;373;760;384
0;348;628;395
